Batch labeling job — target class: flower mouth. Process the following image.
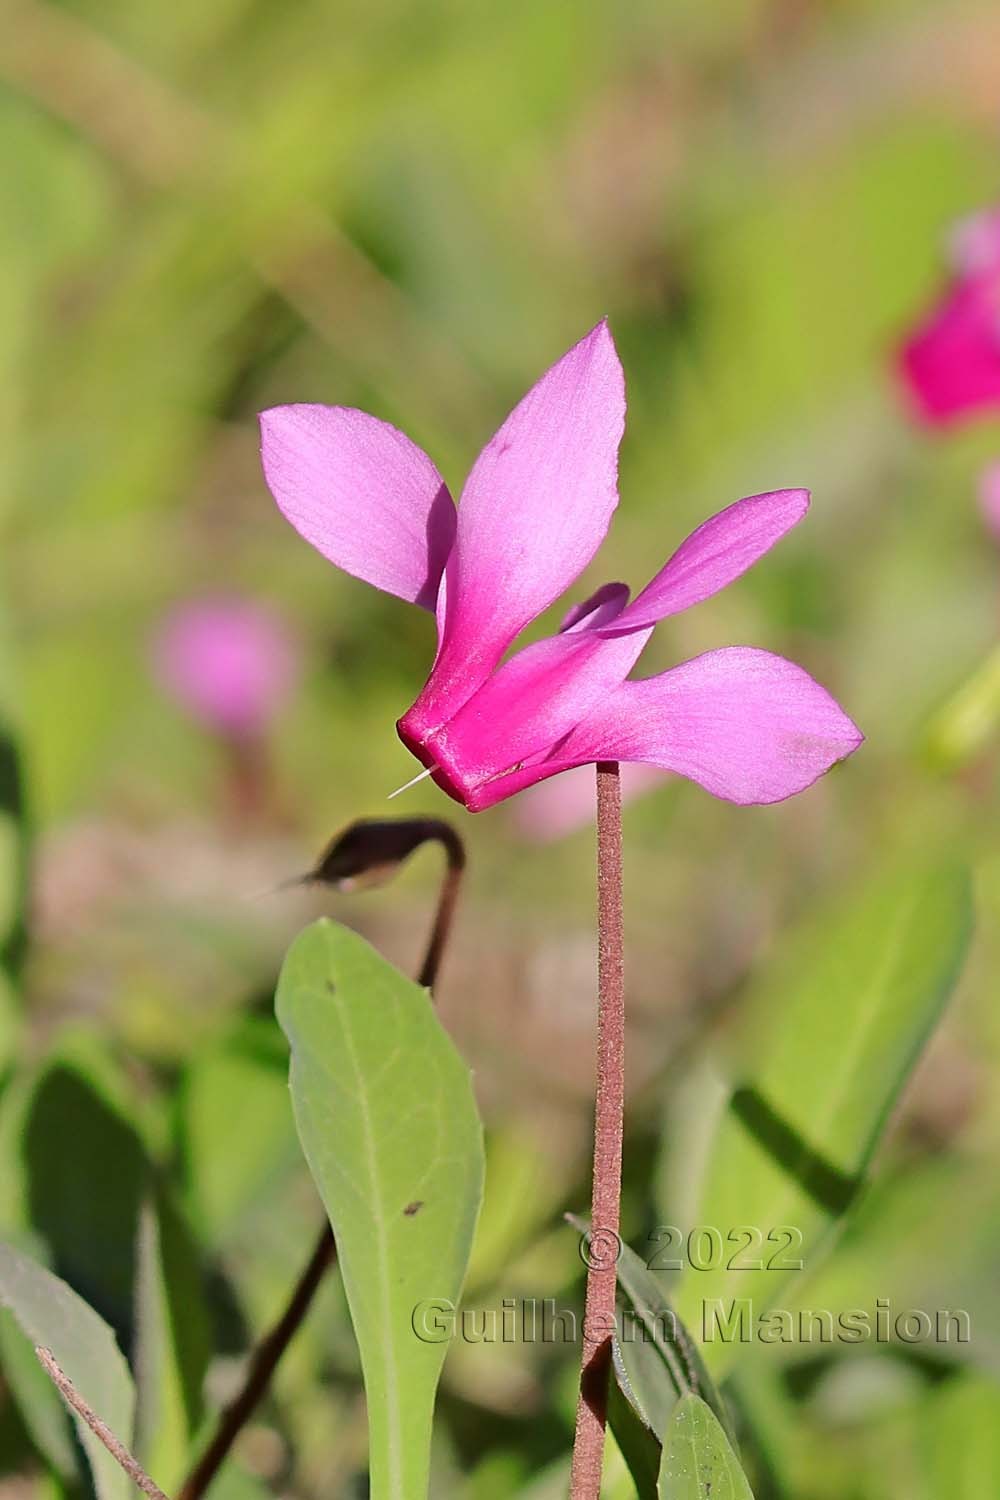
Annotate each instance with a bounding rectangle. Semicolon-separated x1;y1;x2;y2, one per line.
396;711;530;812
396;714;470;808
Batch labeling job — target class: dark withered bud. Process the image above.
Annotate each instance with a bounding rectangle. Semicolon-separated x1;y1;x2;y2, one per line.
302;817;465;893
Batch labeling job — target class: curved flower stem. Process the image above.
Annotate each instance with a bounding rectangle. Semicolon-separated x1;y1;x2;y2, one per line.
179;818;465;1500
414;823;465;988
570;762;625;1499
36;1347;172;1500
177;1231;335;1500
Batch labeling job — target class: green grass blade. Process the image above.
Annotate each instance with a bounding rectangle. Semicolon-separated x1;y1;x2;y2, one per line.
0;1242;136;1500
664;862;973;1375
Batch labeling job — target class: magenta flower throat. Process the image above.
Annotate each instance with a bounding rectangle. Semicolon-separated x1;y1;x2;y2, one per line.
260;322;861;811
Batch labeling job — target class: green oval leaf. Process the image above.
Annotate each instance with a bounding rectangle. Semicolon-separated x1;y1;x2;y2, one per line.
658;1394;754;1499
276;920;484;1500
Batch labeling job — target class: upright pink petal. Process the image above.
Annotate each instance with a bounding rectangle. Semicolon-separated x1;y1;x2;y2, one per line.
407;321;626;732
596;490;809;633
259;405;455;609
898;281;1000;426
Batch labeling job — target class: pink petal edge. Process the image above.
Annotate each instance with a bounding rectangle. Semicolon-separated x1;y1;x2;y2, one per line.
560;581;630;632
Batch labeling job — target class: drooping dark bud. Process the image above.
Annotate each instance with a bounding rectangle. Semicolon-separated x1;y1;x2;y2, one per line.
302;817;464;892
284;817;465;990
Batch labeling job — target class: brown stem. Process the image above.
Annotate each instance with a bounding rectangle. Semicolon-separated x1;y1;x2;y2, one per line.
415;823;465;989
35;1347;172;1500
177;1230;335;1500
221;735;270;825
179;817;465;1500
570;763;625;1499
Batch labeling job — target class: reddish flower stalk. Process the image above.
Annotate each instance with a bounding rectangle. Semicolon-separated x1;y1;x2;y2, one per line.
570;762;625;1498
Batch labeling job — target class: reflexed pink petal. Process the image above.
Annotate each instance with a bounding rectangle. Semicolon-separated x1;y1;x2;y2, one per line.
553;647;862;804
153;598;298;736
978;461;1000;542
512;762;668;840
597;490;809;633
468;647;860;810
410;321;626;730
259;405;455;609
898;281;1000;426
560;581;629;632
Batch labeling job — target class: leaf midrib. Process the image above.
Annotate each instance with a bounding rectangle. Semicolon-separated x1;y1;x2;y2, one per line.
329;980;404;1498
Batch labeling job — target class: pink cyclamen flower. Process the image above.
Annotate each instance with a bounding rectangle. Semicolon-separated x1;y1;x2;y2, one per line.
898;207;1000;425
153;598;298;737
260;322;861;812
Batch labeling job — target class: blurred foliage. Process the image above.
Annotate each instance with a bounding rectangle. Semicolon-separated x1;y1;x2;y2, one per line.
2;0;1000;1495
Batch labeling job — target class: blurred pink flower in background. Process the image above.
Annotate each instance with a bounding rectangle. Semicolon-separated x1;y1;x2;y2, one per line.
513;763;667;841
949;209;1000;277
153;598;298;738
898;206;1000;426
978;461;1000;543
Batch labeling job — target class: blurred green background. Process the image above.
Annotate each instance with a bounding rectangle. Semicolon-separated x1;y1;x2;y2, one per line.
2;0;1000;1494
